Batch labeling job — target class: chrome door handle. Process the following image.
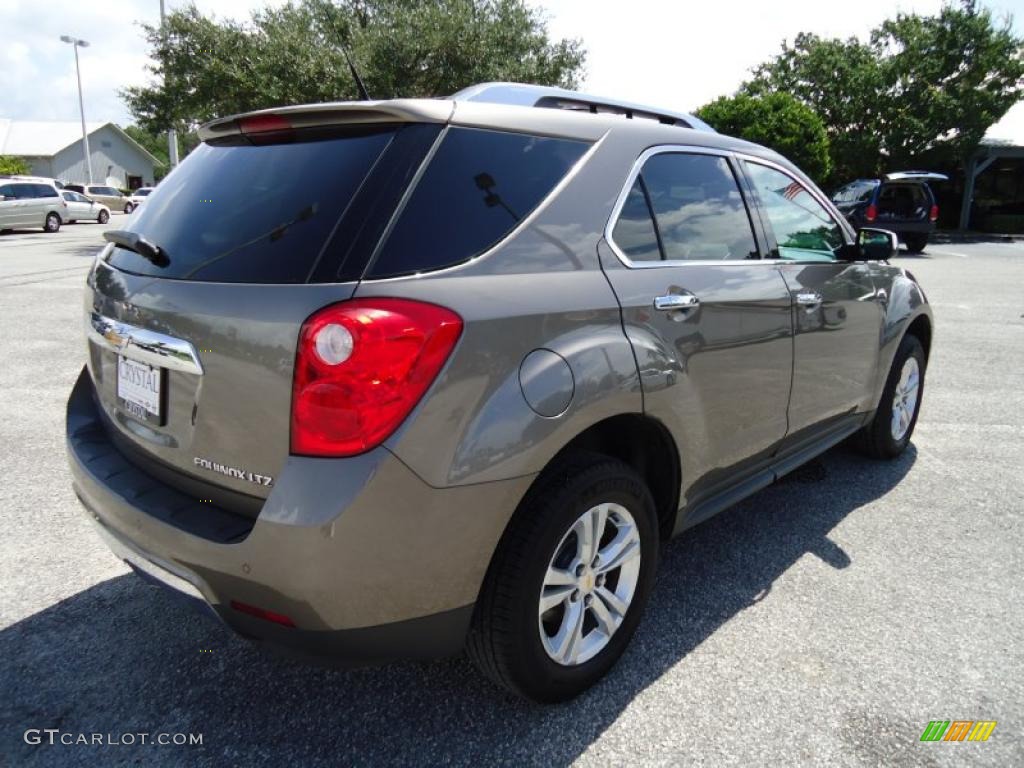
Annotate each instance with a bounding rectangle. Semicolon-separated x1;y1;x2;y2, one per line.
653;294;700;311
796;292;823;310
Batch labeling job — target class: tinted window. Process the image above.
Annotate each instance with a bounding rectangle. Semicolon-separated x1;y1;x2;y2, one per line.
0;184;14;198
641;153;757;261
106;127;396;283
33;184;58;198
10;184;34;200
368;127;589;278
833;181;876;203
64;185;84;193
611;178;661;262
744;162;844;262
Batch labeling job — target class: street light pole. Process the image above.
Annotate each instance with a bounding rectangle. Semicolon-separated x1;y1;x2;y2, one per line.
60;35;93;184
159;0;179;169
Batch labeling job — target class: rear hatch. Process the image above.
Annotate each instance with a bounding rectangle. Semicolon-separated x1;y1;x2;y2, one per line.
84;110;444;504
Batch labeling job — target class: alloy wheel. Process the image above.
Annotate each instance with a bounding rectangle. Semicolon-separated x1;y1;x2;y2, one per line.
538;502;641;666
890;357;920;441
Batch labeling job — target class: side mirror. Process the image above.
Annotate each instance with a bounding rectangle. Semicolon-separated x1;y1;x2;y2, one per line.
856;228;898;261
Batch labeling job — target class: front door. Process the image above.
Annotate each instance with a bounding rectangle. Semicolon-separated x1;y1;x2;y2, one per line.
740;160;883;439
599;149;794;506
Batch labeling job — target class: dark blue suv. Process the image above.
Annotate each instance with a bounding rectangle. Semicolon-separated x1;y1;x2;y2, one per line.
832;171;947;253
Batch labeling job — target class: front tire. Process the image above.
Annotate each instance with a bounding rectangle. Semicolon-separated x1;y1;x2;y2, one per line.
467;454;659;702
98;210;109;224
44;212;61;233
123;203;134;215
856;334;926;459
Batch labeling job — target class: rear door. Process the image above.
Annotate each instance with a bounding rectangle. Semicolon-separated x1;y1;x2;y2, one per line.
85;123;437;500
11;183;40;227
740;159;883;439
599;148;793;503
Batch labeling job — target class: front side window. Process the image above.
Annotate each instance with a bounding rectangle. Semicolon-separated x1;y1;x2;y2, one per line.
744;162;844;262
610;152;758;262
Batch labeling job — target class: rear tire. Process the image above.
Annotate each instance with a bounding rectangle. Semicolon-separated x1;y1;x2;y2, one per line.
903;234;928;253
98;210;109;224
856;334;926;459
467;453;659;702
44;212;60;233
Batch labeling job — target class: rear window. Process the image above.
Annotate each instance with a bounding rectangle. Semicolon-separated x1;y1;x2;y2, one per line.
367;127;589;278
105;126;397;283
833;181;877;203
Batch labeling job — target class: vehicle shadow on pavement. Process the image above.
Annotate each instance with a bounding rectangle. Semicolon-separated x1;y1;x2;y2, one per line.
1;444;915;768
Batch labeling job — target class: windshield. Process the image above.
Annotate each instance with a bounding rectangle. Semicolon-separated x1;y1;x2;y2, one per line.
105;126;396;283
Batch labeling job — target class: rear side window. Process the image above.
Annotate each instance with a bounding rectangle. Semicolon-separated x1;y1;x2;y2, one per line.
106;127;396;283
833;182;877;203
612;178;662;262
367;127;589;278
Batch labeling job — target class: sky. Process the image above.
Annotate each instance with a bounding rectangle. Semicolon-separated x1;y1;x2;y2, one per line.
1;0;1023;136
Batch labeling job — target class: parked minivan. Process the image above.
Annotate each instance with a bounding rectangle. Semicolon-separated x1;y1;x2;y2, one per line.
67;83;932;702
0;179;67;232
832;172;947;253
64;184;136;213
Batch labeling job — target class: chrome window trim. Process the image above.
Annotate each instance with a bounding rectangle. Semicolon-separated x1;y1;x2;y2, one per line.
87;311;205;375
603;144;766;269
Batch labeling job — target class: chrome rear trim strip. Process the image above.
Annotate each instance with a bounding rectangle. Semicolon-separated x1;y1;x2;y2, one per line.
88;311;204;375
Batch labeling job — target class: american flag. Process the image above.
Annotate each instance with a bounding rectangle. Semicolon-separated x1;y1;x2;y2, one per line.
781;182;804;200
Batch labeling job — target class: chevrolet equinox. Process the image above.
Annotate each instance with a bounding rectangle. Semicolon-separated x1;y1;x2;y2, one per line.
66;82;932;702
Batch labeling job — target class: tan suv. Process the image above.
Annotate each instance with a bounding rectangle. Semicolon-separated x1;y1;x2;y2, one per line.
0;179;67;232
65;184;135;213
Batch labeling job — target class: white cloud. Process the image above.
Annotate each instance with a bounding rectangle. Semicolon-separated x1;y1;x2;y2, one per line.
0;0;1021;127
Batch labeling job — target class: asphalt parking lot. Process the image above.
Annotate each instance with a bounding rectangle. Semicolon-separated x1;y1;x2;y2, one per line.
1;224;1021;767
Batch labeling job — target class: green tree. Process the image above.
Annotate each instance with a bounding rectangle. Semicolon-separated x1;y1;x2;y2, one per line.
123;0;585;134
123;124;201;179
0;155;32;175
745;1;1023;183
696;92;832;181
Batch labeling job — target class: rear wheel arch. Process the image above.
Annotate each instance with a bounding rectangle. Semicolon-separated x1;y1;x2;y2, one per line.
542;414;680;540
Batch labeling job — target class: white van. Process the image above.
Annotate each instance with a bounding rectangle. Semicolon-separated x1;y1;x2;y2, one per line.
0;179;67;232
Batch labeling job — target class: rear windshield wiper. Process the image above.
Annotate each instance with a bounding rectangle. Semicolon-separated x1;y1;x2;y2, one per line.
104;230;170;268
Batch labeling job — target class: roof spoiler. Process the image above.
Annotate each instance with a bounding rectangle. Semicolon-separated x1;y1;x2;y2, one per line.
197;100;454;142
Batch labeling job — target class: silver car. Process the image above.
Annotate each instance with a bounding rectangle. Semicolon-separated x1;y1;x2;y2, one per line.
61;190;110;224
0;178;67;232
66;83;931;702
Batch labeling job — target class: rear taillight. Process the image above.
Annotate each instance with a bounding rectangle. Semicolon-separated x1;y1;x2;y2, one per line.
291;299;463;457
929;204;939;222
865;203;877;222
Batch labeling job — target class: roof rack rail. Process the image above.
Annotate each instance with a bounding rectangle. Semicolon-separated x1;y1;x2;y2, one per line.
451;82;715;132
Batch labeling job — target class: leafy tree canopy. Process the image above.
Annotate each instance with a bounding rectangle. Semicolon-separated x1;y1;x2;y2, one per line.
696;92;832;181
123;0;585;134
0;155;32;175
743;0;1023;183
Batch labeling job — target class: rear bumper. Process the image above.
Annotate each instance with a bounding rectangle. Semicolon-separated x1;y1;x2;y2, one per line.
66;368;533;662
